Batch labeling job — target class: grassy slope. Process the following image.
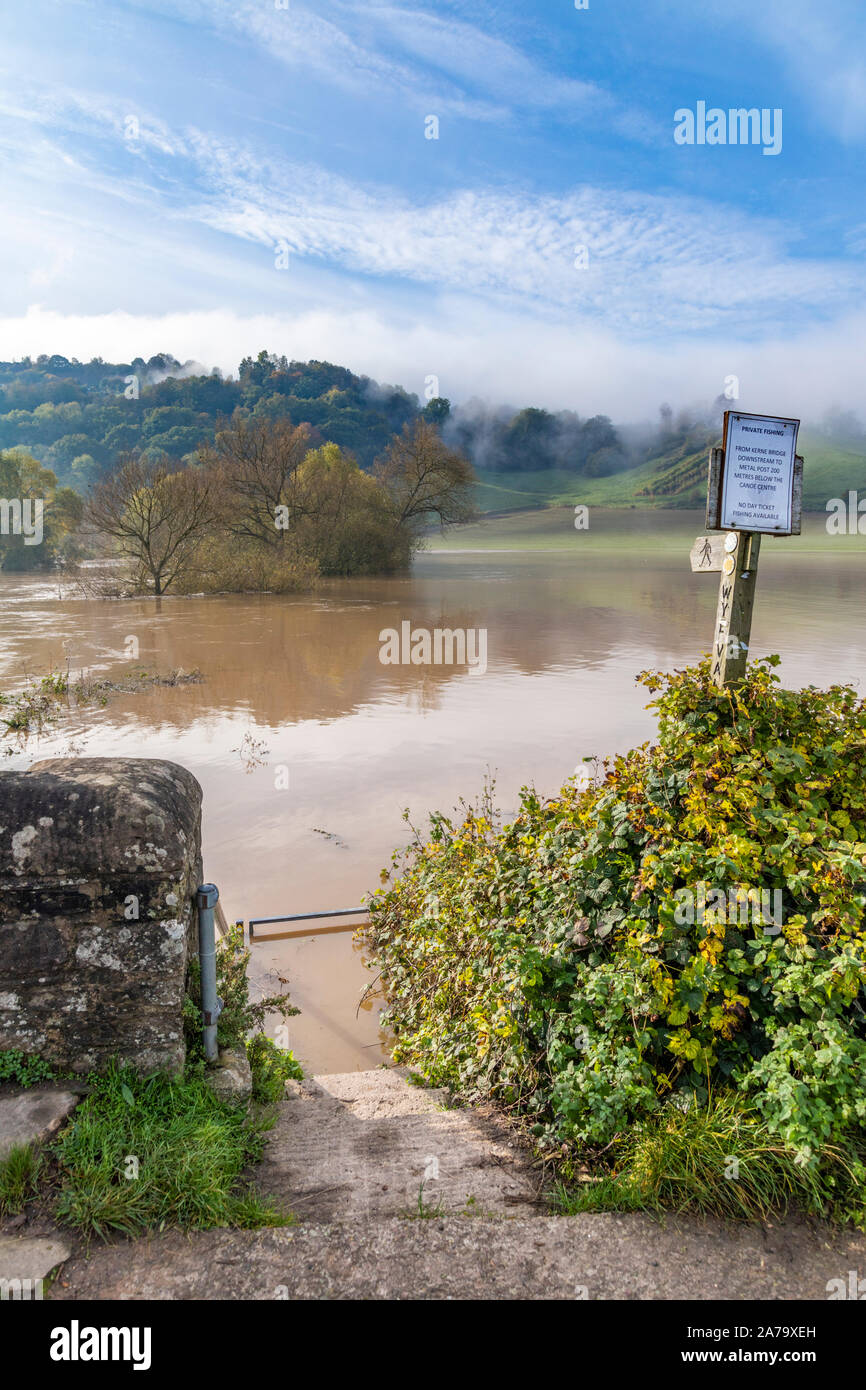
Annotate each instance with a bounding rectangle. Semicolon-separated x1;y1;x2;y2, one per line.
427;505;866;553
472;433;866;515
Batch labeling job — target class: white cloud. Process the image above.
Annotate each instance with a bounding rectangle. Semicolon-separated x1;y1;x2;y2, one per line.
2;300;864;423
0;90;861;342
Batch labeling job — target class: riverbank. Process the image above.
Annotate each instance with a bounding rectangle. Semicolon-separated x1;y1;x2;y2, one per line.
426;505;866;553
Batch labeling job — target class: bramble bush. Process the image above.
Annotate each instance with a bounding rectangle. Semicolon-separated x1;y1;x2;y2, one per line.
366;658;866;1190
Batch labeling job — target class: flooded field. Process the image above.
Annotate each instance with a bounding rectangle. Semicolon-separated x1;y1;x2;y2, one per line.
2;509;864;1071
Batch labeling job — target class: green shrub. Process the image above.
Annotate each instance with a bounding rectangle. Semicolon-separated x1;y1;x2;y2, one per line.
553;1092;865;1225
183;924;298;1063
247;1033;303;1104
366;657;866;1179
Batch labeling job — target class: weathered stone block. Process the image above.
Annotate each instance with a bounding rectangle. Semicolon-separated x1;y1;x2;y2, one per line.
0;1090;80;1160
205;1046;252;1104
0;759;203;1074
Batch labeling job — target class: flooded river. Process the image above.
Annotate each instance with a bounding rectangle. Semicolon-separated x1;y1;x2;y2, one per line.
2;509;864;1072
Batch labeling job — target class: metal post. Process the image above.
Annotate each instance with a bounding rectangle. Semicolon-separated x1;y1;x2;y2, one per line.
196;883;221;1063
710;531;761;689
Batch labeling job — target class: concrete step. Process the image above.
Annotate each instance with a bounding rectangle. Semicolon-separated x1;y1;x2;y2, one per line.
50;1212;866;1301
254;1068;541;1221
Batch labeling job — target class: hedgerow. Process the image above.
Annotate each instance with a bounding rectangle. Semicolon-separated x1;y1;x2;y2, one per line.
366;657;866;1192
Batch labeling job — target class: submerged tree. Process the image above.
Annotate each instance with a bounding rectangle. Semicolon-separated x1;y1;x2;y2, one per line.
198;414;313;549
87;452;214;595
292;442;412;575
374;418;476;535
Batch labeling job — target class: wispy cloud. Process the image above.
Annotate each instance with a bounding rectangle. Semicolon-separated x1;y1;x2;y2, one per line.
126;0;657;136
0;0;863;418
175;130;865;335
0;86;861;339
0;74;188;159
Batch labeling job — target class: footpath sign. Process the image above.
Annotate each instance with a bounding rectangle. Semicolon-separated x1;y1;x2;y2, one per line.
694;411;804;689
689;534;728;572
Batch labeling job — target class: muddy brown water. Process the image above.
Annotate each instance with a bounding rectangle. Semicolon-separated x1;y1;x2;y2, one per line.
2;511;864;1072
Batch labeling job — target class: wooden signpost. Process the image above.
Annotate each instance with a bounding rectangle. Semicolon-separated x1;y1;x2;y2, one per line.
694;411;804;689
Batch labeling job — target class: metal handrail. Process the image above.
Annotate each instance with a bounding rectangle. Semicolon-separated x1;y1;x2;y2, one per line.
245;906;368;941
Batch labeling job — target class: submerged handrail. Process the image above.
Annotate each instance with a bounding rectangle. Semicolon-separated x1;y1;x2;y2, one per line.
243;906;369;942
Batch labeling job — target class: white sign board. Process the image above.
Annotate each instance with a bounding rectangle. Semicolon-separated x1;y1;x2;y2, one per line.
720;412;799;534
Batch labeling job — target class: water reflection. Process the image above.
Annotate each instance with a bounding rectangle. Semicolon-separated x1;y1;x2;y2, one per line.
1;512;864;1071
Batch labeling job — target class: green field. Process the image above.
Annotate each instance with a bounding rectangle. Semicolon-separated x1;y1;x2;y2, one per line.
471;432;866;516
426;505;866;555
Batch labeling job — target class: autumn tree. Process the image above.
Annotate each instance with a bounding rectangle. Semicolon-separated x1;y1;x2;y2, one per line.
374;418;476;535
198;415;312;548
87;453;214;595
0;450;83;572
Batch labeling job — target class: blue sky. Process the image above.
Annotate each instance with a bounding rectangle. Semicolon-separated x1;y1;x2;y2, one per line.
1;0;864;417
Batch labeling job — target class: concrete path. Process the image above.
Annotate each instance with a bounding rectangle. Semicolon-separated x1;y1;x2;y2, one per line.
52;1213;866;1301
254;1069;542;1220
28;1067;866;1301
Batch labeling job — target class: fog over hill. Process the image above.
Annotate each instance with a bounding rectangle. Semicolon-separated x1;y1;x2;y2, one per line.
0;350;863;505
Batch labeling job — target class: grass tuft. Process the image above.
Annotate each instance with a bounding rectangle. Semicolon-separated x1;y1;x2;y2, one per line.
0;1144;44;1216
552;1094;866;1227
51;1063;292;1240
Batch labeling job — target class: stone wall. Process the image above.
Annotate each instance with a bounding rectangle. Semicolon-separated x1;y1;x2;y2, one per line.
0;758;203;1074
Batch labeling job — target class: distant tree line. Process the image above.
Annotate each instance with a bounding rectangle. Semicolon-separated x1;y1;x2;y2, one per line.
0;349;638;493
0;351;437;492
444;402;627;476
